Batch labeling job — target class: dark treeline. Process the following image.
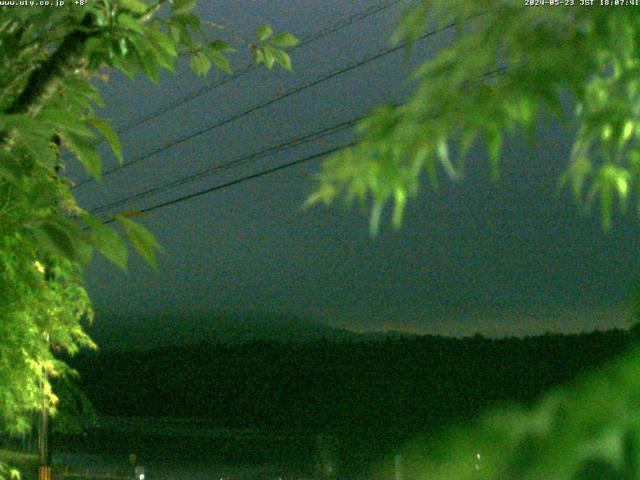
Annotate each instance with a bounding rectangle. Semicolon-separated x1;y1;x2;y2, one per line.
68;327;638;470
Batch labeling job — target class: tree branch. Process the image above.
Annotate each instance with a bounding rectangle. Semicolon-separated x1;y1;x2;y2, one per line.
6;31;89;117
0;16;95;150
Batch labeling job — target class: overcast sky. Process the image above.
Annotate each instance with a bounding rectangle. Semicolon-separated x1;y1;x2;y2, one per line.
70;0;640;342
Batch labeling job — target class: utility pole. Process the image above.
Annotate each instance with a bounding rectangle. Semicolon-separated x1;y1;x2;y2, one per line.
38;333;51;480
39;135;61;480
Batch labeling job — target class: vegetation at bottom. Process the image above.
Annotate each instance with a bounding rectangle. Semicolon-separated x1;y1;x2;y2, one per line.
59;327;639;477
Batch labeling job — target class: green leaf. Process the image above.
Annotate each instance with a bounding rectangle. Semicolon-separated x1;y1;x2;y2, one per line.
0;150;21;182
38;109;93;137
270;32;299;49
562;156;591;201
120;0;148;13
61;132;101;180
174;13;201;32
271;48;292;71
83;216;128;270
63;77;105;109
117;37;129;56
148;43;176;72
36;222;76;260
172;0;196;15
369;202;383;237
0;114;51;141
261;47;275;69
169;24;181;43
147;28;178;57
253;47;266;65
437;138;457;180
208;50;232;74
130;37;160;83
486;130;502;181
190;52;211;76
208;39;234;52
30;180;58;211
113;54;138;78
256;24;273;42
117;13;144;34
392;189;407;230
115;216;161;270
425;157;439;191
85;118;123;164
456;129;476;177
600;180;613;231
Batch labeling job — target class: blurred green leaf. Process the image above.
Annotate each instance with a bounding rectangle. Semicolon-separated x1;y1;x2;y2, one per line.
208;49;232;74
115;216;161;270
190;51;211;76
271;48;292;71
61;132;101;180
208;39;234;52
117;13;144;34
263;47;276;69
120;0;148;13
486;130;502;181
147;28;178;58
172;0;196;15
36;222;76;260
83;215;128;271
256;24;273;41
86;118;123;164
38;109;92;137
270;32;299;49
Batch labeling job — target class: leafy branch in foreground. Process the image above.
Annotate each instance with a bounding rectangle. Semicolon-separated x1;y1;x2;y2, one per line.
308;2;640;234
0;0;297;449
391;342;640;479
305;3;640;476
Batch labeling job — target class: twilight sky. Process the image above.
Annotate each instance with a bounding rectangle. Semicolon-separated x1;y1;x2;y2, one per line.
70;0;639;341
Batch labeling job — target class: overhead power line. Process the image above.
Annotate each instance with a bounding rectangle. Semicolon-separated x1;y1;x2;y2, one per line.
102;142;353;224
91;65;507;219
90;116;362;215
113;0;405;136
74;20;456;189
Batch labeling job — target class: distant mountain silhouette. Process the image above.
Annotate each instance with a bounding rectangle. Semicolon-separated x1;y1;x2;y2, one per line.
87;311;364;351
68;326;635;474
